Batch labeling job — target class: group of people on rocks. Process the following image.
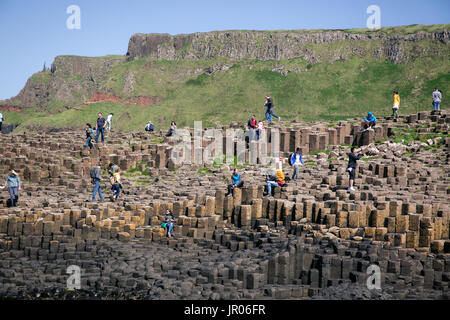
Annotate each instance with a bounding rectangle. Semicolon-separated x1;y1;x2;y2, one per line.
89;163;122;203
84;112;114;150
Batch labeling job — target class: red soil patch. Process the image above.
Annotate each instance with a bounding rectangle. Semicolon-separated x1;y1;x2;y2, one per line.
0;104;22;112
86;92;162;107
86;92;122;104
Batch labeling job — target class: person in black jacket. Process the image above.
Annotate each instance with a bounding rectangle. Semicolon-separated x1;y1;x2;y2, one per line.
347;147;363;191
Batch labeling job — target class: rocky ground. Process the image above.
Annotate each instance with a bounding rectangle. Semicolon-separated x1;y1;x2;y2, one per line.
0;110;449;300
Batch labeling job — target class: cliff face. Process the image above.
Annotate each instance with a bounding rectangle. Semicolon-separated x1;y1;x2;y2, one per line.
9;55;124;108
3;25;449;111
126;29;450;63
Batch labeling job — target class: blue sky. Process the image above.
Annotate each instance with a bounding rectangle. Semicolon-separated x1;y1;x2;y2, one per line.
0;0;449;100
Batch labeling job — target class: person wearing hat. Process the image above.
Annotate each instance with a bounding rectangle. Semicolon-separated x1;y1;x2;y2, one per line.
5;170;21;207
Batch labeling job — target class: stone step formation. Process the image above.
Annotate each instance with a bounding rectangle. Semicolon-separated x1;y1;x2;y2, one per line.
0;109;448;300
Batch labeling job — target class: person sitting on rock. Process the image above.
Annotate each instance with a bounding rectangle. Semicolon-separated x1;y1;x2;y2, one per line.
256;120;265;140
264;169;286;196
4;170;21;207
346;147;363;192
111;169;122;202
165;121;177;137
361;112;376;131
145;121;154;132
226;168;244;197
84;123;95;150
163;209;176;238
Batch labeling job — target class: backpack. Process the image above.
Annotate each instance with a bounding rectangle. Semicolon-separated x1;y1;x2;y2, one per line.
90;168;99;179
289;153;295;166
88;128;95;139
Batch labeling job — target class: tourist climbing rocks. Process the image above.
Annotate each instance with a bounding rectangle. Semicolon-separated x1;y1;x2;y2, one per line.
145;121;154;132
432;88;442;111
163;209;176;237
361;112;376;131
0;112;3;133
84;123;95;150
226;168;244;197
264;94;280;122
346;147;363;192
108;163;119;176
247;115;257;141
106;113;113;132
95;113;107;143
90;166;103;202
289;147;304;181
392;91;400;120
111;168;122;202
4;170;21;207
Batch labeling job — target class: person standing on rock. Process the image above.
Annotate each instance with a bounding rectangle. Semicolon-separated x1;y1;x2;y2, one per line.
289;148;304;181
264;94;280;123
392;91;400;120
4;170;21;207
84;123;95;150
0;112;3;133
247;115;257;141
90;166;104;202
225;168;244;197
256;120;265;140
163;209;176;238
95;113;106;143
432;88;442;111
106;113;113;132
346;147;363;192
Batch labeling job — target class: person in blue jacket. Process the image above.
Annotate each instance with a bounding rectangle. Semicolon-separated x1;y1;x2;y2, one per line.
362;112;376;130
226;168;244;196
289;148;304;181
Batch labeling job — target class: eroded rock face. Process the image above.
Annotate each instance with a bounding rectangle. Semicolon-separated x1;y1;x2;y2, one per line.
126;29;450;63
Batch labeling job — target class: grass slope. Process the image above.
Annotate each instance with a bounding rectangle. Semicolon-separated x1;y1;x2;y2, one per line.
15;54;448;132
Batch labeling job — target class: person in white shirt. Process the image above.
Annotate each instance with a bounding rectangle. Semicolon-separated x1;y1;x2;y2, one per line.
106;113;113;132
256;120;264;140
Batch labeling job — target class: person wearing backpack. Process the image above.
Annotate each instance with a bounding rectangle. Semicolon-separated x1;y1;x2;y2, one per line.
289;148;304;181
90;166;104;202
84;123;95;150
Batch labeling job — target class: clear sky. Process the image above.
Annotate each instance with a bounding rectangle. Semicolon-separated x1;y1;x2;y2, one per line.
0;0;449;100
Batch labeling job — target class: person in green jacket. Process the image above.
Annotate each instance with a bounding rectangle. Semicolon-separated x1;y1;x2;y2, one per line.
4;170;21;207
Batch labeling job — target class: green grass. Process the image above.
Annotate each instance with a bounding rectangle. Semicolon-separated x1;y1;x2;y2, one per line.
197;167;213;175
3;26;449;131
